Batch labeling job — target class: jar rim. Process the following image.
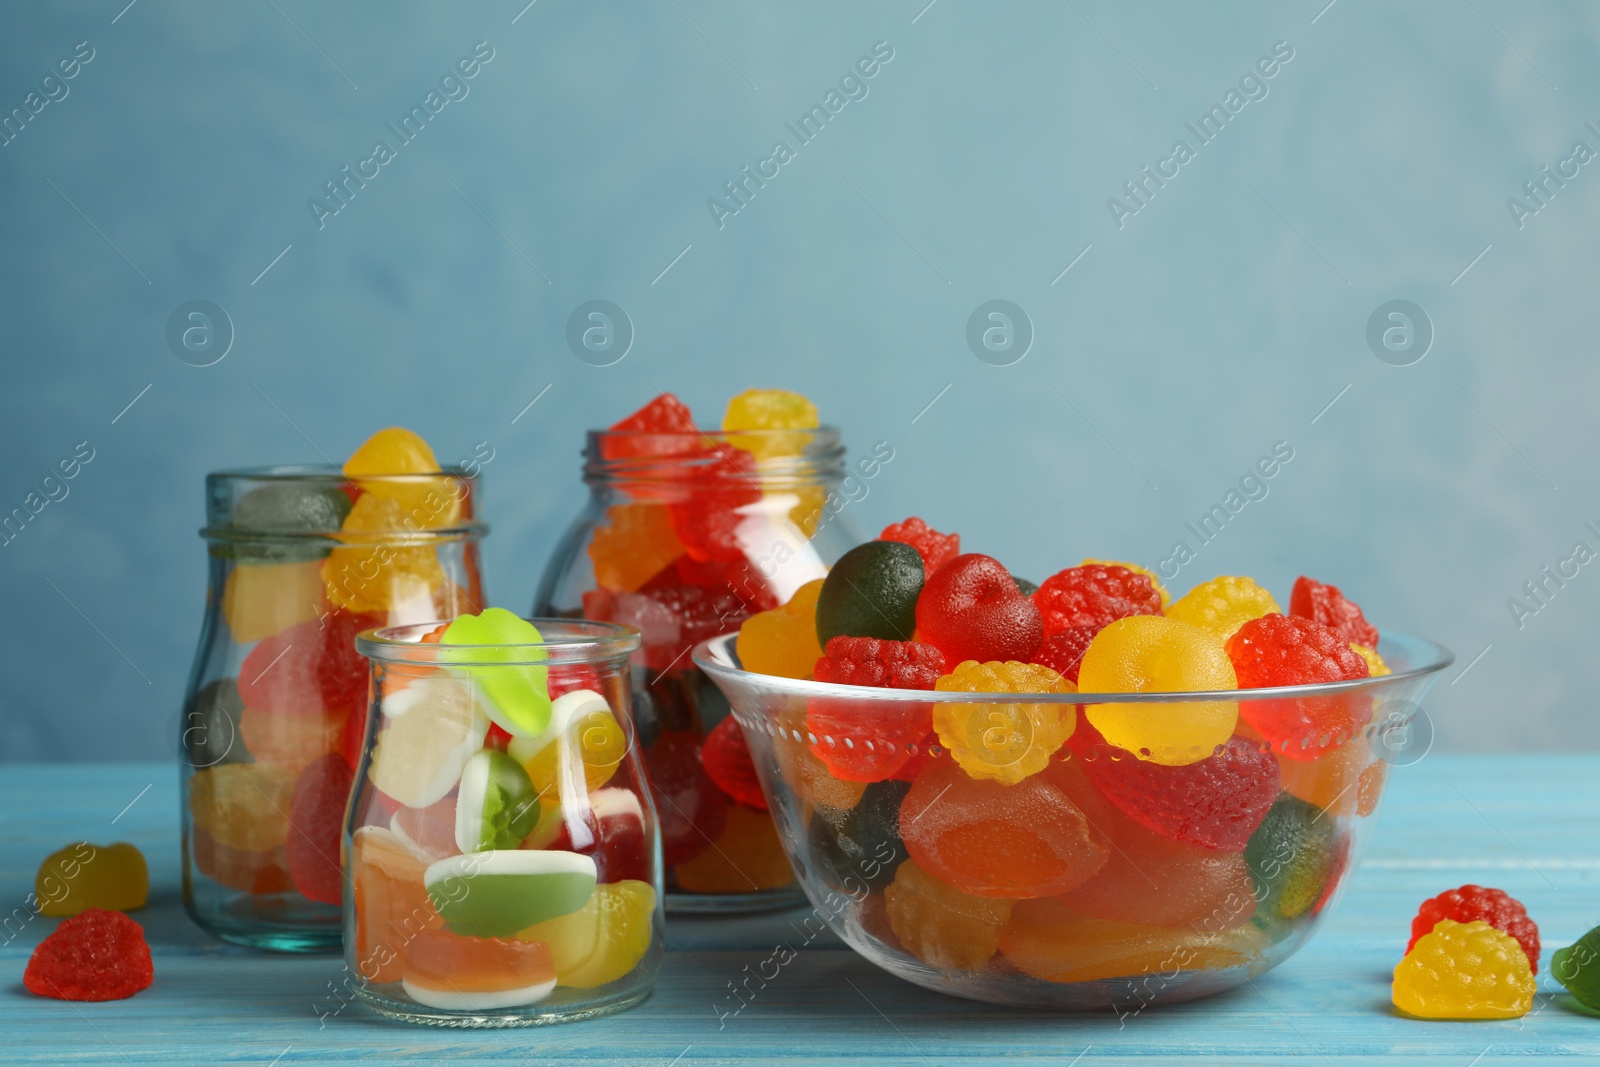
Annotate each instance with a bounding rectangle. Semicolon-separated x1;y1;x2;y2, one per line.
206;463;479;483
357;618;642;666
583;425;846;486
201;464;484;543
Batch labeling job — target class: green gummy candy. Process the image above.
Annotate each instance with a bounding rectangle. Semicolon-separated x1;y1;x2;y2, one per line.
425;850;596;938
219;482;351;563
1554;926;1600;1009
441;608;551;737
815;540;924;644
1244;794;1339;922
455;749;540;853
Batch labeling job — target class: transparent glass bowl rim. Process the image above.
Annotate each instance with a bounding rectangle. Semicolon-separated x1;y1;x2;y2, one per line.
201;463;486;544
693;630;1455;705
356;618;642;667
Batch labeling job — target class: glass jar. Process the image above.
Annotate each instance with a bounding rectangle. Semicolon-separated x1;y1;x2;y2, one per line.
534;425;869;912
348;618;661;1027
180;465;487;952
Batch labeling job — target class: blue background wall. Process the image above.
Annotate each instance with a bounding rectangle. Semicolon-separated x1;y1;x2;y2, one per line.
3;0;1597;760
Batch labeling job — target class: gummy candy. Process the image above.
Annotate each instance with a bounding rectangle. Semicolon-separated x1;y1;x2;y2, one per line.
368;675;490;809
1032;564;1162;636
548;663;604;700
403;929;556;1010
24;908;154;1002
220;480;353;564
808;780;910;893
917;554;1043;665
700;714;767;809
600;392;703;463
807;695;932;784
589;577;751;672
931;661;1074;785
182;678;249;769
813;636;944;689
1081;558;1170;606
351;825;440;984
998;898;1267;985
1290;575;1379;649
1227;613;1371;761
815;540;924;643
1352;644;1390;677
323;492;449;614
508;689;627;800
880;517;961;576
222;560;326;644
1075;731;1280;852
1165;575;1279;638
722;387;819;460
883;860;1013;971
390;793;460;860
191;826;293;894
454;749;541;853
587;504;685;593
237;610;382;724
1392;919;1534;1019
440;609;551;738
188;763;295;852
426;850;597;938
1407;885;1538;971
1077;615;1238;767
736;579;825;680
544;788;651;884
35;842;148;917
645;730;728;866
1553;924;1600;1009
286;753;353;905
344;427;450;514
1244;794;1342;922
666;443;762;562
772;716;869;812
1276;732;1384;818
674;805;795;893
239;705;343;773
1031;626;1097;684
518;879;656;989
901;758;1108;898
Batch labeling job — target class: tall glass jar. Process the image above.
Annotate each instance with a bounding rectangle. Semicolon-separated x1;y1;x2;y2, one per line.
180;465;487;951
535;424;869;912
349;618;660;1027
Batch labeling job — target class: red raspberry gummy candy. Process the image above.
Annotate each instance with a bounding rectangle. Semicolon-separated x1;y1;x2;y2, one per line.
808;638;940;782
813;637;944;689
1289;576;1379;649
666;444;763;562
1227;613;1371;760
1031;626;1097;684
700;715;768;810
916;554;1043;665
286;752;353;906
600;393;703;461
25;908;154;1001
1032;564;1163;638
1408;885;1539;971
879;517;961;576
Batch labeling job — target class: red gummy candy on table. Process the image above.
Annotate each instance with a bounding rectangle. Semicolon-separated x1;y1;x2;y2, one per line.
600;393;704;462
1407;885;1540;971
1227;613;1371;761
286;752;353;906
813;637;945;689
1032;564;1163;638
700;715;768;810
644;730;728;866
1031;626;1098;684
24;909;153;1002
1073;725;1281;853
879;517;961;576
666;444;762;563
546;788;651;884
1289;576;1379;649
914;554;1043;665
238;610;383;720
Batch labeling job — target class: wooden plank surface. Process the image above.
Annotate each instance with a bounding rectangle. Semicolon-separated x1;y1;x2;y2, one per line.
2;757;1598;1064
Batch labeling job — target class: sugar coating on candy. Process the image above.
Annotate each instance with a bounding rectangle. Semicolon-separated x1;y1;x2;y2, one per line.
931;661;1074;785
813;636;945;690
1165;575;1280;638
1290;575;1379;649
916;554;1043;665
880;517;961;576
700;715;768;810
1032;564;1163;637
25;908;154;1001
1392;919;1534;1019
1031;626;1097;684
286;753;353;905
737;579;825;681
188;763;295;852
1407;885;1538;971
1081;558;1170;606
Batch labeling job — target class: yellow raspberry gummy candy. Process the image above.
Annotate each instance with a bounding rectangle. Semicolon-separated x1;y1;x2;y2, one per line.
1352;644;1390;677
723;388;818;460
1082;558;1170;606
1077;615;1238;767
736;579;825;680
932;661;1074;785
1393;919;1535;1019
1165;575;1279;638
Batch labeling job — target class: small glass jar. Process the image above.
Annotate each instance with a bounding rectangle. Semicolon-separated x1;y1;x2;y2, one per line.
535;425;868;912
348;619;661;1027
180;465;486;952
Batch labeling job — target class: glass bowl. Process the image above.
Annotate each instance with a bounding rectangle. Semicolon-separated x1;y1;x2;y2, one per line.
694;631;1452;1010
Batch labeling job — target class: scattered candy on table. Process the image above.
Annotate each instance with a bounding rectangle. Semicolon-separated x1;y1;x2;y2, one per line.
34;842;148;917
24;908;154;1002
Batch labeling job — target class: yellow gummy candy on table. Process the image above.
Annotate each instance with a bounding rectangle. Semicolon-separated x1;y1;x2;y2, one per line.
519;880;656;989
1352;644;1390;677
998;897;1267;984
1082;558;1170;607
736;578;825;680
673;805;795;893
222;560;327;644
884;860;1013;972
1392;919;1535;1019
188;763;295;852
587;503;684;592
35;842;149;917
1077;615;1238;767
1165;575;1279;638
722;388;819;460
323;493;447;614
932;661;1074;785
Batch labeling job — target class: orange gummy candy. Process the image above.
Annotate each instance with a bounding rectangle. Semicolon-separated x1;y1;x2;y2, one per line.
736;578;825;680
884;859;1013;971
351;826;441;984
587;504;685;593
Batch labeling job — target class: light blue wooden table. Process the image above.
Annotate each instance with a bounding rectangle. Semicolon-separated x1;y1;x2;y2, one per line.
3;757;1598;1064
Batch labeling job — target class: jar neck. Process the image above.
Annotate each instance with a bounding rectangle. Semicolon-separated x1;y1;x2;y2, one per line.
582;427;845;492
